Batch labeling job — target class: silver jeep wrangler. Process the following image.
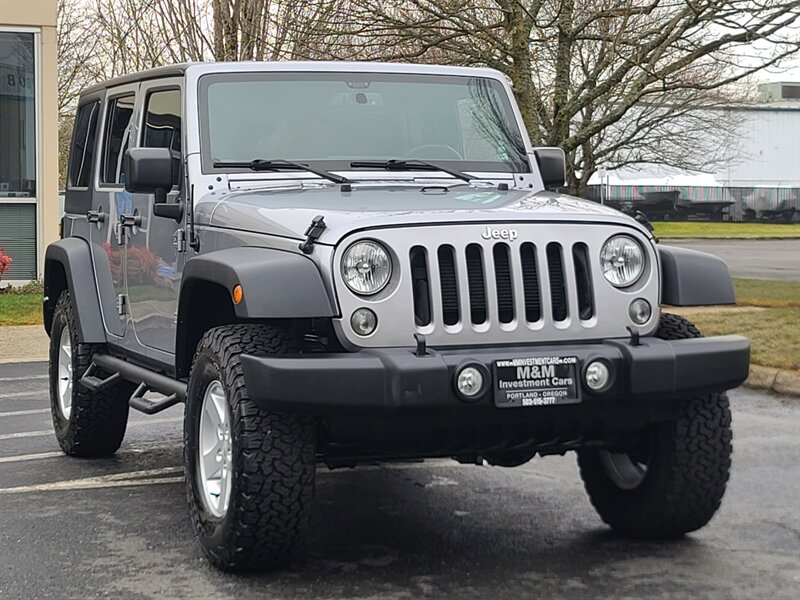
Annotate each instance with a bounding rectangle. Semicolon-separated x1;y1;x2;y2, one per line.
46;62;750;571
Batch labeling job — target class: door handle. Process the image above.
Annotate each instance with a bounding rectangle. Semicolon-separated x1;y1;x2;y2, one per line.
87;209;106;223
119;213;142;228
116;213;142;245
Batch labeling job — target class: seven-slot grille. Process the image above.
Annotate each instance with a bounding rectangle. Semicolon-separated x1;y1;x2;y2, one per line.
411;241;595;331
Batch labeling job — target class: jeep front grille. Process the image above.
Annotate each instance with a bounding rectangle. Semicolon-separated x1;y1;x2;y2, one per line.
332;223;660;348
412;241;594;330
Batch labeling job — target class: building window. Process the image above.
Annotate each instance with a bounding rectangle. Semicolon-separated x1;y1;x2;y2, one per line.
101;93;135;185
0;204;37;279
782;84;800;100
0;32;36;198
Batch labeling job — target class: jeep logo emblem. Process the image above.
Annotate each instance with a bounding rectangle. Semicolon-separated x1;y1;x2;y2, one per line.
481;226;518;241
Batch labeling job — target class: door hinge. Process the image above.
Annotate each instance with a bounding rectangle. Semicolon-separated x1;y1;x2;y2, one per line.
173;228;187;253
116;293;128;316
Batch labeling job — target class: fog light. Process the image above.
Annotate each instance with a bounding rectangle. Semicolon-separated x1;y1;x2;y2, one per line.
456;367;484;399
350;308;377;336
629;298;652;325
585;361;611;391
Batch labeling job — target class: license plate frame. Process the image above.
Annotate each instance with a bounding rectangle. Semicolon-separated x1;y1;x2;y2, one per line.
493;356;580;408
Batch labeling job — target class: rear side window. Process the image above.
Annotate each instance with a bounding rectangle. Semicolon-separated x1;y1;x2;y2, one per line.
68;101;100;188
101;93;135;185
142;88;182;186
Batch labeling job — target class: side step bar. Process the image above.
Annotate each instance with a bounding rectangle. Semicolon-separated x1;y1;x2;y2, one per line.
81;354;187;415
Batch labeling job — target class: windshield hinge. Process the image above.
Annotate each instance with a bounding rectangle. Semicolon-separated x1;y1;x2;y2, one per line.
299;215;326;254
116;294;128;316
173;228;187;253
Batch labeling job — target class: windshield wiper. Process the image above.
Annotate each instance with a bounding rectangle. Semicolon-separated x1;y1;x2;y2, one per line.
349;159;474;182
213;159;352;185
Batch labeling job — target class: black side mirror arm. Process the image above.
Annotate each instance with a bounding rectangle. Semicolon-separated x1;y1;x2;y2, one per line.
153;198;184;222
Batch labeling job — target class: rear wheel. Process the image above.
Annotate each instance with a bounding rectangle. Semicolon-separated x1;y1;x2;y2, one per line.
577;314;733;538
48;290;132;456
184;324;316;571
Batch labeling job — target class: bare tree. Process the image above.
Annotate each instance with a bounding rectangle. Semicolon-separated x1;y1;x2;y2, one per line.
211;0;350;61
340;0;800;193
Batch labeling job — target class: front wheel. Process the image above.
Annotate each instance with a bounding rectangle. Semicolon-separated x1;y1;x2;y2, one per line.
577;314;733;538
184;324;316;571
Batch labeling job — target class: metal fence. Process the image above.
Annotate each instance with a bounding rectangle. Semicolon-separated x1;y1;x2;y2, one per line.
584;185;800;222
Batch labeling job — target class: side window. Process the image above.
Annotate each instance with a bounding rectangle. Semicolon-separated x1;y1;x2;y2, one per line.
67;101;100;188
101;93;135;185
142;89;182;187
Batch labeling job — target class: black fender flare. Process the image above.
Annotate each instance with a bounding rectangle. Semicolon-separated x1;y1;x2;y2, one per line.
658;245;736;306
44;237;107;342
175;247;337;375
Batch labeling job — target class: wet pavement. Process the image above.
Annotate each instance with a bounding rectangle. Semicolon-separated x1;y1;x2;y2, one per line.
1;361;799;599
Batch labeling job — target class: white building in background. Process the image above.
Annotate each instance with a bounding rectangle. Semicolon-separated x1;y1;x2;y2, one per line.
592;84;800;188
589;83;800;221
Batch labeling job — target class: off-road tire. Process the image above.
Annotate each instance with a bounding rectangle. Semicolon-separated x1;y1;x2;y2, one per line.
577;313;733;538
48;290;132;456
184;324;316;571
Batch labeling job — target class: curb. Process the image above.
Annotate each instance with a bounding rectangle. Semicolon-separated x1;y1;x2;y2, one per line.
744;365;800;397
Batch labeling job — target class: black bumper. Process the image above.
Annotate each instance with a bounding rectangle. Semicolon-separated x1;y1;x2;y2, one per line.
240;335;750;414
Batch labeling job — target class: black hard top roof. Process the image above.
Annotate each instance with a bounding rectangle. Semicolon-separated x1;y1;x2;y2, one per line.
81;64;189;97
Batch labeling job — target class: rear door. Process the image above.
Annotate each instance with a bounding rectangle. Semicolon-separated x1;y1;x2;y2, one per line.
126;80;184;353
89;82;139;339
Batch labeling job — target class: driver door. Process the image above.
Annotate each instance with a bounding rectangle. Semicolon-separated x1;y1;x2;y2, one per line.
126;80;185;354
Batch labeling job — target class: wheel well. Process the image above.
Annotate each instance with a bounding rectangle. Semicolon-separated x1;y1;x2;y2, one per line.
44;259;68;335
176;280;237;379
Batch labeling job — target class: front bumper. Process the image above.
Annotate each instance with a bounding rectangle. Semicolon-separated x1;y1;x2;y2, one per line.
240;335;750;414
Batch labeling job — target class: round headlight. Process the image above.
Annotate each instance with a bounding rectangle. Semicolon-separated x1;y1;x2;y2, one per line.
342;241;392;295
600;236;645;287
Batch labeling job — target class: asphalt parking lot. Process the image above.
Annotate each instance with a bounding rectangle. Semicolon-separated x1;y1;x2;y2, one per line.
1;361;799;599
667;239;800;280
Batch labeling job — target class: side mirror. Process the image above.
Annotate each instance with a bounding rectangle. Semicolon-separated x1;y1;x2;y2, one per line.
533;147;566;190
124;147;173;194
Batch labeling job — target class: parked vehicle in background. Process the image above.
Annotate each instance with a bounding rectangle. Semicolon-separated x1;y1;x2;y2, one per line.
45;62;749;571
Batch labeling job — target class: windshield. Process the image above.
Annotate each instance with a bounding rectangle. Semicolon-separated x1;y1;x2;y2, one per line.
199;72;529;174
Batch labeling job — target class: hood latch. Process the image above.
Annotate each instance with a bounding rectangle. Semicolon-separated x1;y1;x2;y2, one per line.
299;215;327;254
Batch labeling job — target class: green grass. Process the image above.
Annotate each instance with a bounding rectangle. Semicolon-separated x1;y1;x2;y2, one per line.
680;307;800;372
734;278;800;308
0;293;42;326
679;278;800;372
653;222;800;239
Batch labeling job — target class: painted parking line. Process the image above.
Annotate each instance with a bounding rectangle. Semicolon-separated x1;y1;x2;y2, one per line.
0;390;48;401
0;416;183;441
0;375;48;383
0;459;470;495
0;451;64;464
0;441;185;464
0;409;50;418
0;467;185;495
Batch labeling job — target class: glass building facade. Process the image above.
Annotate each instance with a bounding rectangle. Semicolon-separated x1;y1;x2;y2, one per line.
0;2;57;283
0;31;37;279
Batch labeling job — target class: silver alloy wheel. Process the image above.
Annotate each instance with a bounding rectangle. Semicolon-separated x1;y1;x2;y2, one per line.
57;326;73;420
198;380;233;518
598;451;648;490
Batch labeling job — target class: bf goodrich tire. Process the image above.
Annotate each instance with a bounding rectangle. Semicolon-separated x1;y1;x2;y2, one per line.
184;324;316;571
577;313;733;538
48;290;132;456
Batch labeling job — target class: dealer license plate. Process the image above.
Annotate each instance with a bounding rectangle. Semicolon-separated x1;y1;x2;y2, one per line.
494;356;580;407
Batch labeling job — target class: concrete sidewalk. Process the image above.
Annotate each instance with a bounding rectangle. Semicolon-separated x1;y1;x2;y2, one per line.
0;325;49;364
0;324;797;395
